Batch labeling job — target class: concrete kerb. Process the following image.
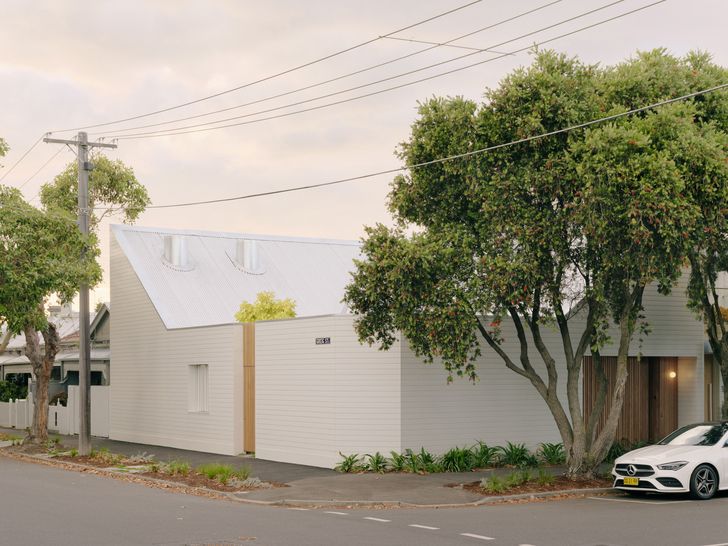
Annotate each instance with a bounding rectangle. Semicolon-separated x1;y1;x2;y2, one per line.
0;447;618;509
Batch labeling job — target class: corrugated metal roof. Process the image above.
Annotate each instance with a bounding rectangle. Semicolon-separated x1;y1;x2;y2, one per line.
112;224;361;329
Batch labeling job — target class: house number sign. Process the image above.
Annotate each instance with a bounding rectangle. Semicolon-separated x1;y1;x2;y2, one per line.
315;337;331;345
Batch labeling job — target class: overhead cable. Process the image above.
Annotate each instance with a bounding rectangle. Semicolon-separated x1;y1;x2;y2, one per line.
114;0;662;140
128;82;727;209
49;0;483;133
97;0;563;137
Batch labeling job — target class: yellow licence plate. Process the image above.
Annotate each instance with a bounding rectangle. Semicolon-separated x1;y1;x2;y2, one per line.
623;477;639;486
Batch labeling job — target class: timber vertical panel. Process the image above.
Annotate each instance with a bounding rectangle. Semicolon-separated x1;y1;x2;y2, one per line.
649;357;678;441
583;356;649;444
243;323;255;453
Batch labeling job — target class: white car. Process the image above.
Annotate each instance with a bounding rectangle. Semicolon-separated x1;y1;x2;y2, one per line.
612;422;728;500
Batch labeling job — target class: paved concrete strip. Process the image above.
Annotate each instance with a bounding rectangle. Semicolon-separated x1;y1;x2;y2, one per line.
363;517;391;522
460;533;495;541
409;524;440;530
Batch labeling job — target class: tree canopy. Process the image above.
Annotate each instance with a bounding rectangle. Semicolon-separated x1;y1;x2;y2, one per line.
235;291;296;322
344;49;728;476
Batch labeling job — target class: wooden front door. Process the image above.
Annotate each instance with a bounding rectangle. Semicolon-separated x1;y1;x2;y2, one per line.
648;357;678;442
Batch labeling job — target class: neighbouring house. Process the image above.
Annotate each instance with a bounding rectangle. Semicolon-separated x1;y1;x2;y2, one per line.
109;224;719;468
0;303;111;394
109;224;360;455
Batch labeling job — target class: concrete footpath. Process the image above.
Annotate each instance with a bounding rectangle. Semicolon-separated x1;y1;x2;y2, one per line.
0;427;613;507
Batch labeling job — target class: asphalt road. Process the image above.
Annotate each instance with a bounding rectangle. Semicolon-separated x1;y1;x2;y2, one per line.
3;455;728;546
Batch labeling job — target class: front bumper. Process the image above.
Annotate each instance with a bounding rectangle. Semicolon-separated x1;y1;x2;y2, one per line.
611;463;691;494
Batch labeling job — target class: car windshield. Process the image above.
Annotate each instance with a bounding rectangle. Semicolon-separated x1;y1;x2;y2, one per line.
658;423;728;446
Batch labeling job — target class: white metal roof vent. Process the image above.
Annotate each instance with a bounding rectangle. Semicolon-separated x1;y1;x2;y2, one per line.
162;235;194;272
230;239;265;275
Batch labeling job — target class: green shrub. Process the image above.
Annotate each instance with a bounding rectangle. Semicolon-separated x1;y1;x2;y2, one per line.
90;447;123;465
196;463;249;484
418;447;442;473
498;442;531;467
364;452;388;473
605;439;629;462
505;470;531;488
334;453;362;473
69;448;78;457
389;451;406;472
439;446;474;472
481;475;507;494
538;442;566;465
518;453;540;469
165;460;191;476
537;468;555;486
472;441;499;468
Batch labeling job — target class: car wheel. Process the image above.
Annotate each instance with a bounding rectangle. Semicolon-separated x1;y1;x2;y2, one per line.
690;464;718;500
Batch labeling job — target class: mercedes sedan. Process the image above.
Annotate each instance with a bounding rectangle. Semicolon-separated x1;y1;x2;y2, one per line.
612;422;728;500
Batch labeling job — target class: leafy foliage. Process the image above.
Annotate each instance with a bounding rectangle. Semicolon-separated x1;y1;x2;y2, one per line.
0;378;27;402
538;443;566;465
439;446;475;472
344;49;728;475
364;452;388;473
196;463;249;484
472;441;499;468
498;442;533;467
234;291;296;323
334;452;363;473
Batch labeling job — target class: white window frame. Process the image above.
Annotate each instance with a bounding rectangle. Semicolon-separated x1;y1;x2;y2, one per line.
188;364;209;413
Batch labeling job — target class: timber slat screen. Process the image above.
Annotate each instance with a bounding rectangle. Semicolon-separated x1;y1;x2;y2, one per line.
243;323;255;453
583;356;677;444
583;356;648;445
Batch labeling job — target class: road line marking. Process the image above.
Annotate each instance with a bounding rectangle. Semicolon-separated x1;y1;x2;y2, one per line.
701;543;728;546
363;517;391;522
409;524;439;530
587;496;691;505
324;511;348;516
460;533;495;541
288;507;309;511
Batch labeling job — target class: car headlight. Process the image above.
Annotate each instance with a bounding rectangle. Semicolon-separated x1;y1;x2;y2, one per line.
657;461;688;471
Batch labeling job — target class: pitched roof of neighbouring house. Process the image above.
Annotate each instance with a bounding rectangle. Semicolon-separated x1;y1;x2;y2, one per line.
111;224;361;329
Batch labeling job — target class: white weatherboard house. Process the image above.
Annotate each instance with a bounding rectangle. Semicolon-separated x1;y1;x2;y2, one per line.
111;223;718;468
254;275;717;468
110;224;360;455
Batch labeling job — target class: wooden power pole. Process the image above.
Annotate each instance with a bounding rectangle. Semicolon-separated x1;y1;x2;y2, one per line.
43;132;116;456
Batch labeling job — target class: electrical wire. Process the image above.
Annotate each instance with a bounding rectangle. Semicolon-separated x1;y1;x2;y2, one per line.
96;0;563;137
49;0;483;133
120;82;727;210
17;146;65;191
114;0;661;141
0;134;44;183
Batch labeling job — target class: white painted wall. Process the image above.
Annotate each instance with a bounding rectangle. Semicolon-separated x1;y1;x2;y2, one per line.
401;274;705;452
110;235;244;455
255;315;402;468
254;275;705;468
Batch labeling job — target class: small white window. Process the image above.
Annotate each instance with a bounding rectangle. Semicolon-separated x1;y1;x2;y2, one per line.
188;364;209;412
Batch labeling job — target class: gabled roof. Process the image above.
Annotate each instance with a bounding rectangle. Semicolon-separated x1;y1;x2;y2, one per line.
111;224;361;329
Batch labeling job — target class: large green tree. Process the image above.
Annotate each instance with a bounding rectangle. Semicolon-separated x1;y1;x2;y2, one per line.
344;49;722;478
0;151;149;443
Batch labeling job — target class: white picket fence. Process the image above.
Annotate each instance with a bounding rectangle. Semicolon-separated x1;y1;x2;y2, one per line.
0;386;109;437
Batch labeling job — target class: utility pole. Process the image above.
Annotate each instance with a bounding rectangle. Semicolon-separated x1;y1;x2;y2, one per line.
43;132;116;456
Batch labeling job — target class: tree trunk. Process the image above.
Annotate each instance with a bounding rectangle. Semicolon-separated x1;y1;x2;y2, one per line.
0;329;11;354
24;321;59;445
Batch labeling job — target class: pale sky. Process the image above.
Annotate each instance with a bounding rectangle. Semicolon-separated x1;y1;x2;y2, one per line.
1;0;727;305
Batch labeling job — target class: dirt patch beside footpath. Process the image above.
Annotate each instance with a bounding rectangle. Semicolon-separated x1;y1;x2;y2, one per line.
1;442;284;496
461;475;613;497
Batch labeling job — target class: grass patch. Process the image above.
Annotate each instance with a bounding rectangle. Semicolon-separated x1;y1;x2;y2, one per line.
196;463;250;485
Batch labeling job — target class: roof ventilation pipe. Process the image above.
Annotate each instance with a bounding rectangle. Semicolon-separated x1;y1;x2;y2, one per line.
163;235;188;269
236;239;264;274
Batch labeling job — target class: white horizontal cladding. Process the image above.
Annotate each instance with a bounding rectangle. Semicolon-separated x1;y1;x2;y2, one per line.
401;325;566;454
255;315;402;468
595;273;703;358
110;235;244;456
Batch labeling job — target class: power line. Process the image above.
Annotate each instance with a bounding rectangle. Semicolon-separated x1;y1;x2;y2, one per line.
50;0;483;133
0;134;44;183
96;0;563;137
123;82;726;210
18;145;65;191
115;0;659;141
